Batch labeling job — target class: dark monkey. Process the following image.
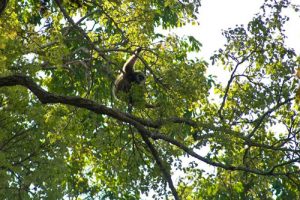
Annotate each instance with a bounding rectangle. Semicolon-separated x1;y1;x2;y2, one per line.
113;47;145;102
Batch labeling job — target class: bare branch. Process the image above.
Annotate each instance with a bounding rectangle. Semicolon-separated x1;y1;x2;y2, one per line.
246;97;294;138
141;135;179;200
218;49;258;120
54;0;107;59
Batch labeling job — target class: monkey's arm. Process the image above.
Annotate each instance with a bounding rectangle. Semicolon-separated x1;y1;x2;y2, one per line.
122;47;142;73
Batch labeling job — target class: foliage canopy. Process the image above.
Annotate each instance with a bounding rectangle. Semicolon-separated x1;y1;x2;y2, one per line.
0;0;300;199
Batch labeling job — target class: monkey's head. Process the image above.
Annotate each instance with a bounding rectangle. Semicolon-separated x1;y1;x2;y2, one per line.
133;71;146;85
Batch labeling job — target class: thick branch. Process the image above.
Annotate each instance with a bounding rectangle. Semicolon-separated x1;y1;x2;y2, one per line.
0;75;140;126
0;74;297;177
0;74;180;198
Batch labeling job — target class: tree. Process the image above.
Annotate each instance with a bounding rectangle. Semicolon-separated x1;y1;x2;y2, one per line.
0;0;299;199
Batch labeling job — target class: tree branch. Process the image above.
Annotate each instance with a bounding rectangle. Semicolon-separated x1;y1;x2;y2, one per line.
0;74;298;178
141;135;179;200
246;97;294;138
54;0;107;59
0;74;142;126
218;49;258;120
0;74;180;198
